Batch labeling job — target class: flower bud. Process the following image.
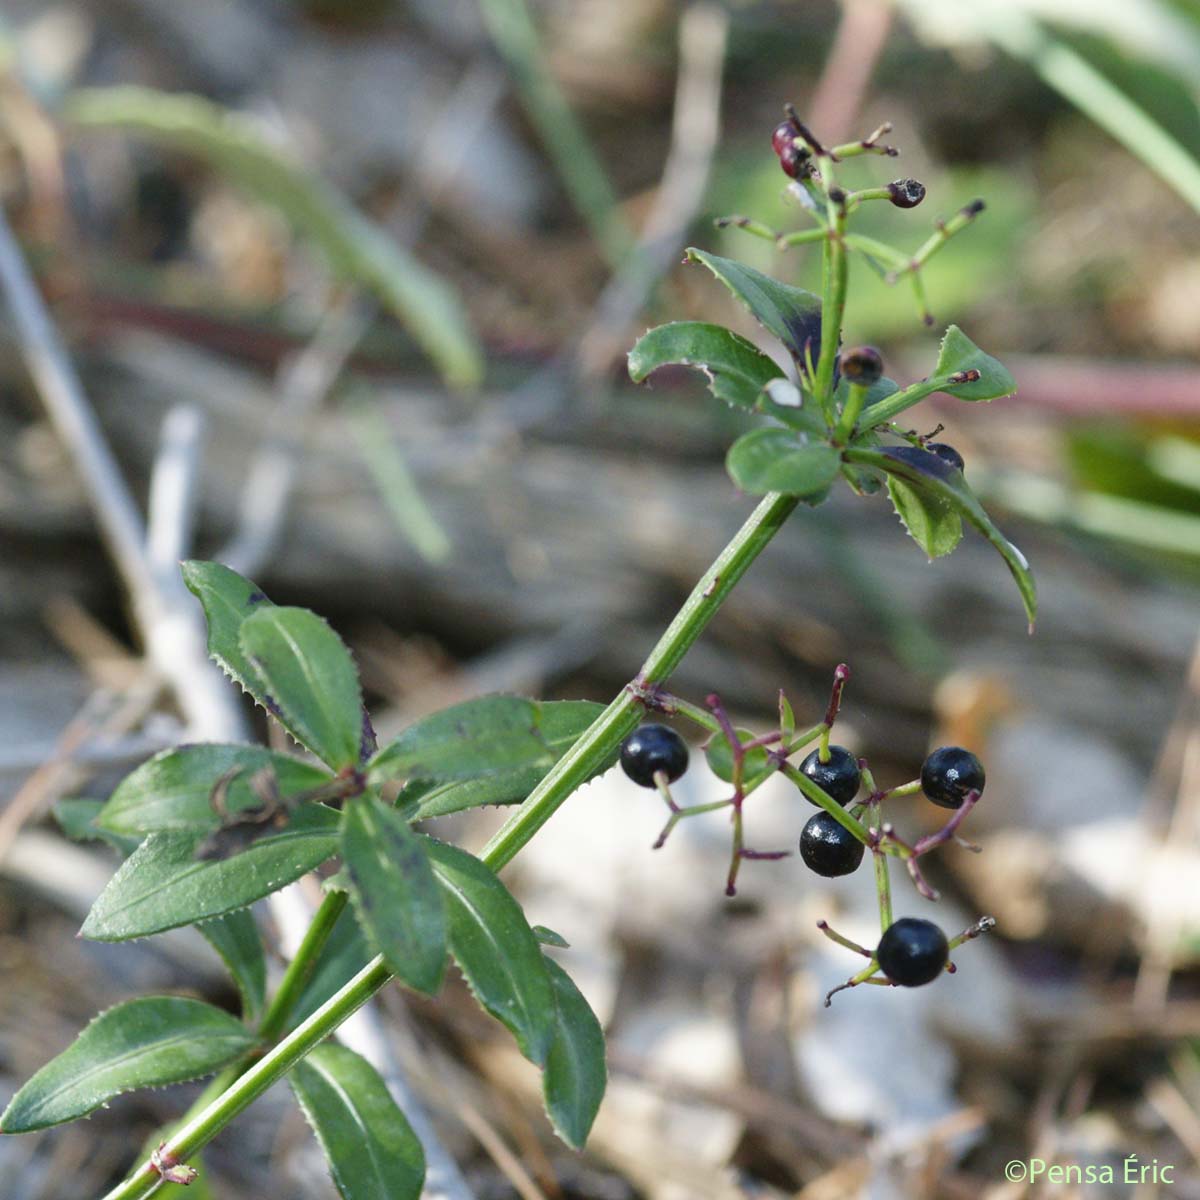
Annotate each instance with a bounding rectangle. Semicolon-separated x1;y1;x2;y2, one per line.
887;178;926;209
771;119;798;157
840;346;884;386
779;141;811;179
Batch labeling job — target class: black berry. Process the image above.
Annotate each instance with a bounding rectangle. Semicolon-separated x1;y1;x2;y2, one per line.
875;917;949;986
920;745;985;809
887;178;926;209
771;119;797;157
800;812;864;877
799;745;861;806
840;346;883;386
925;442;964;472
620;724;689;788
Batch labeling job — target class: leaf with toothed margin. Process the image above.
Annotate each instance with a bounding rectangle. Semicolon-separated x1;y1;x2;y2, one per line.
847;445;1036;627
0;997;255;1132
369;696;601;785
239;607;364;770
198;908;267;1021
95;743;331;836
290;1043;425;1200
181;559;276;700
182;562;376;764
394;700;610;820
886;476;963;559
340;794;446;995
934;325;1017;401
424;837;556;1067
80;804;341;941
627;321;784;413
684;249;823;368
541;956;606;1150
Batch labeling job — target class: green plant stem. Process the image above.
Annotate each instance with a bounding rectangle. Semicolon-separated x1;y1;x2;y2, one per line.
482;490;799;870
101;956;393;1200
256;890;349;1044
874;850;893;931
888;203;982;281
834;382;868;442
813;204;847;413
100;492;802;1200
777;226;827;249
857;372;964;427
780;763;870;844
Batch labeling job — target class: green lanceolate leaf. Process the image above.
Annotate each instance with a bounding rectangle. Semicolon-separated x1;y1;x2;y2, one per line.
340;795;446;995
934;325;1017;401
848;445;1037;627
96;744;331;835
886;476;964;559
370;696;601;785
182;559;276;699
291;1043;425;1200
542;957;606;1150
54;797;142;855
239;607;364;770
684;249;823;367
0;997;254;1133
198;909;267;1021
726;429;841;499
396;700;610;820
532;925;570;948
66;87;481;388
424;838;555;1067
627;321;784;412
81;805;340;941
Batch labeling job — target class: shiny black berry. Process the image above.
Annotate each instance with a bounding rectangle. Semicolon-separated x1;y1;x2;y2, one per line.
799;745;861;806
875;917;949;986
887;178;926;209
926;442;964;472
620;724;689;788
840;346;883;386
920;745;985;810
799;812;864;877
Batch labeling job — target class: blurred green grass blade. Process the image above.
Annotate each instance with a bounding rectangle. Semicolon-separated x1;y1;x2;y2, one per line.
904;2;1200;216
345;400;452;564
476;0;632;267
64;86;483;387
983;469;1200;558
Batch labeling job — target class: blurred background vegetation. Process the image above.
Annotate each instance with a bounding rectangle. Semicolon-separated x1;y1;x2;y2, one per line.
1;1;1200;1197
